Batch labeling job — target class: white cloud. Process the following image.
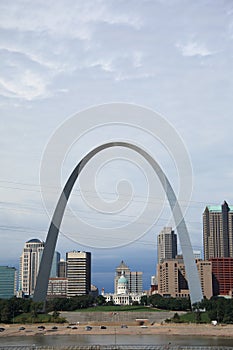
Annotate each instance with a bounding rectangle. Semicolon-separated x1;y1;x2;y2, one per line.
0;1;144;101
115;72;155;82
0;69;49;100
88;59;114;73
0;1;142;40
176;41;214;57
0;45;66;72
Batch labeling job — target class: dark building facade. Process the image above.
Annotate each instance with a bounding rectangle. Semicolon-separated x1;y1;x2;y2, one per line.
211;258;233;296
66;251;91;297
58;259;67;278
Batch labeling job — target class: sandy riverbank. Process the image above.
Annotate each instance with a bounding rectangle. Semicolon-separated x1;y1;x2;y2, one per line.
1;323;233;338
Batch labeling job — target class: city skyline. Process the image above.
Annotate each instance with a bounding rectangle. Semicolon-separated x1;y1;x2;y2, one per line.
2;201;233;293
1;201;227;296
1;1;233;292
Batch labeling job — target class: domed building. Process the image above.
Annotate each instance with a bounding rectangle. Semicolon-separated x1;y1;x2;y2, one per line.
102;270;145;305
117;272;128;294
114;260;143;294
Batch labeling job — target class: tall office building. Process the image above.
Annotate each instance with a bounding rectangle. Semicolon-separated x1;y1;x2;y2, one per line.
157;257;212;299
19;238;60;297
129;271;143;293
196;260;213;299
0;266;17;299
203;201;233;260
114;260;143;293
50;251;61;278
211;258;233;296
157;227;177;263
58;259;67;278
66;251;91;297
19;239;44;296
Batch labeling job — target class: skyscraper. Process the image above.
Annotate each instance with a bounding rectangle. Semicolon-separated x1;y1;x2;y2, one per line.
157;227;177;263
19;239;44;296
211;258;233;296
50;251;61;278
58;259;67;278
66;251;91;297
203;201;233;260
19;239;60;297
157;258;212;299
0;266;17;299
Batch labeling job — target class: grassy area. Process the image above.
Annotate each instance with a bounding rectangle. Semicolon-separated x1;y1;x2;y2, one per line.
75;305;162;312
175;312;210;324
13;313;66;324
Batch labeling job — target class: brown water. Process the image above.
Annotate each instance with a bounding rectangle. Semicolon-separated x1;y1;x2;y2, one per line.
0;334;233;347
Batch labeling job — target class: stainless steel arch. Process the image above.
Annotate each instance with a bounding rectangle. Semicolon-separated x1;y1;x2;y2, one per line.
33;142;203;306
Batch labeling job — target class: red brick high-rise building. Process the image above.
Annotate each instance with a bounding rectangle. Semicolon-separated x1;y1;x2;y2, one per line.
211;258;233;296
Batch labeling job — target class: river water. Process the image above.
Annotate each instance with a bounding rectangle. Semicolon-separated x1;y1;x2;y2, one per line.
0;335;233;347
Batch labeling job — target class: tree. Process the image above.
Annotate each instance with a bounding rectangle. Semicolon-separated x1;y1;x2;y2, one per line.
173;312;180;322
1;305;11;323
148;294;190;311
194;310;201;323
140;295;148;306
30;301;43;322
96;295;106;306
148;294;163;308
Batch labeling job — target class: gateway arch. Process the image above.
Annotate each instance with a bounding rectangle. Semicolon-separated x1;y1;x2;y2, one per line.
33;141;203;306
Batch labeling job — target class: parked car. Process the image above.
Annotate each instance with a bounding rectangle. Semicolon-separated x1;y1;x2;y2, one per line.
52;326;58;330
19;327;25;330
100;325;107;329
0;328;5;332
37;325;45;330
85;326;92;331
72;326;77;329
121;324;128;328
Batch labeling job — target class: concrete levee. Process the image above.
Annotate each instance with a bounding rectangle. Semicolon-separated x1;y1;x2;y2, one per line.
60;311;175;325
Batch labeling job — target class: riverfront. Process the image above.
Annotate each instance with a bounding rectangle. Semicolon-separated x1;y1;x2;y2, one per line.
2;310;233;348
2;323;233;340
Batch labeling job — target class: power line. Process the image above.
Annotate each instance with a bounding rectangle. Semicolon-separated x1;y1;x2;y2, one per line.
0;224;203;250
0;200;203;228
0;179;224;207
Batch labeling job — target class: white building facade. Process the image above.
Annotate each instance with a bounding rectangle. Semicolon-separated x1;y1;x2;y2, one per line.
19;238;61;297
102;272;145;305
19;239;44;296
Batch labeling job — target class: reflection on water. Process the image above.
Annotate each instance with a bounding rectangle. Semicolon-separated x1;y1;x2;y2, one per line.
1;335;233;347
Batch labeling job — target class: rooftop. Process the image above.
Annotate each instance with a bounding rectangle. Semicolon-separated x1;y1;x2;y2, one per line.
207;205;233;212
116;260;129;270
26;238;42;243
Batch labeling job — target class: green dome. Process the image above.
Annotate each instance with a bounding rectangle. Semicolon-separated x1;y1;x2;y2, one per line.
118;275;128;284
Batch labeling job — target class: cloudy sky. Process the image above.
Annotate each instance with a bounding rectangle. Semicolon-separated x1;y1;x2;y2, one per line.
1;0;233;292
